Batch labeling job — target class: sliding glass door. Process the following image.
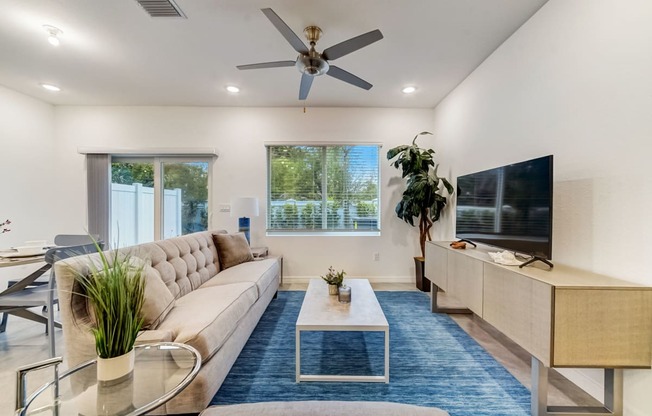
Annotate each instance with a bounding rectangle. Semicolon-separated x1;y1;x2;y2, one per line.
161;161;209;239
111;157;210;247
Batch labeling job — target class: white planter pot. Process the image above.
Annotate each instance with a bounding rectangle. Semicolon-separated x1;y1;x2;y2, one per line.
97;349;135;383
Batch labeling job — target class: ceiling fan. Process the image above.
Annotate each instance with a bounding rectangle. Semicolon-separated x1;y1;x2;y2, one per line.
237;8;384;100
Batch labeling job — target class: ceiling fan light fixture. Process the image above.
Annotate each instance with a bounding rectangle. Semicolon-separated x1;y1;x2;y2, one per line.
225;85;240;93
402;86;417;94
43;25;62;47
296;54;329;77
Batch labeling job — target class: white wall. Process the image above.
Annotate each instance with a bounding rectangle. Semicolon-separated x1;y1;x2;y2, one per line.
432;0;652;414
0;85;59;248
53;106;436;280
0;85;62;283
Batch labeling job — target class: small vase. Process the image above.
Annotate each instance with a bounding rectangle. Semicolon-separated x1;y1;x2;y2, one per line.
338;284;351;303
97;349;135;385
328;284;339;295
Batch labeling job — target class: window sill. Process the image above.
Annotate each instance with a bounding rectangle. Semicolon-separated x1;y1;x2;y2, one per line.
266;231;381;237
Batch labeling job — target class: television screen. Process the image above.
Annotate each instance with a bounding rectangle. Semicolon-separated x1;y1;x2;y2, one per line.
455;155;553;259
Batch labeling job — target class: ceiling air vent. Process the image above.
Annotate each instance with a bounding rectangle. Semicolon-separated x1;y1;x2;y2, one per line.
135;0;186;18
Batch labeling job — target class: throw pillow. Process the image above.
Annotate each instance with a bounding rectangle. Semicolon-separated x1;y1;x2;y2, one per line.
213;232;254;270
76;253;175;331
141;264;176;329
211;230;228;273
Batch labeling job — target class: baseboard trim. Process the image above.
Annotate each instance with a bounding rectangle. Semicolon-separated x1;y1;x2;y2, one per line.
283;275;415;284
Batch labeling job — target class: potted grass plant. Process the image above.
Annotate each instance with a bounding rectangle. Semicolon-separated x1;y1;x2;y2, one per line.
74;247;146;382
387;131;454;291
321;266;345;295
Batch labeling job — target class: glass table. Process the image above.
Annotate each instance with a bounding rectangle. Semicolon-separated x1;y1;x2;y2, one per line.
17;342;201;416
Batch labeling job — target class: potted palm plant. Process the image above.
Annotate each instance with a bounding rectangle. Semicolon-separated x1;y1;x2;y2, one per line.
74;247;146;383
387;131;454;291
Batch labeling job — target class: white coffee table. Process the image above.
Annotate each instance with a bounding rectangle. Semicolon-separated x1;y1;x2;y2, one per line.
295;279;389;383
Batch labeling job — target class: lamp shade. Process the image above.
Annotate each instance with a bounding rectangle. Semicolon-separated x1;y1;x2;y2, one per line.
231;197;259;218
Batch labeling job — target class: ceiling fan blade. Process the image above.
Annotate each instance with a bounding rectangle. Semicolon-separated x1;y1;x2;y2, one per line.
299;73;314;100
322;29;383;61
261;8;309;54
237;60;296;70
326;66;372;90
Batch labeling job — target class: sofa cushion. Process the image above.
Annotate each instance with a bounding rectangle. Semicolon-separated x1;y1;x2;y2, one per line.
213;233;254;270
156;282;258;360
200;258;279;298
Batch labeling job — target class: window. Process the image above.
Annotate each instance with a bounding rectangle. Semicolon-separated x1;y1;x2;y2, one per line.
267;145;380;233
111;157;210;247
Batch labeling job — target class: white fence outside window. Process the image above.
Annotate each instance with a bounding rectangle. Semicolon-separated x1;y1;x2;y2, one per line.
111;183;182;247
268;199;379;230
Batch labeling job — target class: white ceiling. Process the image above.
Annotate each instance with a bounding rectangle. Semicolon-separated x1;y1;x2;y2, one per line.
0;0;547;108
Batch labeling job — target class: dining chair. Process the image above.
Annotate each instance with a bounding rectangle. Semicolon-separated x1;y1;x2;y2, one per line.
0;235;102;332
0;242;101;357
53;234;99;247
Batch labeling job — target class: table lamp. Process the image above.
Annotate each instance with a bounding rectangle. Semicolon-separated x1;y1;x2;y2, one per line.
231;197;259;244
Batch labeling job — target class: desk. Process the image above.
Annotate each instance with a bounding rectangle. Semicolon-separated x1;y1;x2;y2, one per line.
17;342;201;416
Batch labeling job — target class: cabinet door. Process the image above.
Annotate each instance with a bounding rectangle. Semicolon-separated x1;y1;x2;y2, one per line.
553;288;652;367
483;263;552;366
447;250;484;316
425;242;448;291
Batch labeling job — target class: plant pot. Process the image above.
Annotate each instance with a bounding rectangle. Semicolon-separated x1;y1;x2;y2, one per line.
328;284;339;295
414;256;431;292
97;349;135;384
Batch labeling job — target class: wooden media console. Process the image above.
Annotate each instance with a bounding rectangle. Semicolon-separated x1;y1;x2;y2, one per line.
425;241;652;416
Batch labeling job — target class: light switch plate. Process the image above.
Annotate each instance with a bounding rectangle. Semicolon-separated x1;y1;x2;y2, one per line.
219;204;231;213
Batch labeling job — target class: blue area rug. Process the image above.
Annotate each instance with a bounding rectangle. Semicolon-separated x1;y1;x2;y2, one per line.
211;291;530;416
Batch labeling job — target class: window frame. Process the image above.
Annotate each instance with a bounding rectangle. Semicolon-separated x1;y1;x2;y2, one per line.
266;143;381;236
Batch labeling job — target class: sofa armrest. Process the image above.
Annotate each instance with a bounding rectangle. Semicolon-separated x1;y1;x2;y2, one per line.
136;329;175;344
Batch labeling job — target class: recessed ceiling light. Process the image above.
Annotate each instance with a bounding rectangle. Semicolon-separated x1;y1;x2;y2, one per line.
40;83;61;92
402;86;417;94
43;25;62;47
225;85;240;93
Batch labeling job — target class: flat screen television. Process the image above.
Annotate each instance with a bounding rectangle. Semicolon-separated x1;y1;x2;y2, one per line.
455;155;553;259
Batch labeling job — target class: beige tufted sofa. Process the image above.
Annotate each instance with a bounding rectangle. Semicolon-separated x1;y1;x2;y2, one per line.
55;230;281;414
